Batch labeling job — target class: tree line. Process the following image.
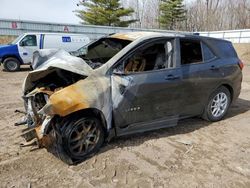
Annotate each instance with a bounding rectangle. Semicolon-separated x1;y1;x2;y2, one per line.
75;0;250;31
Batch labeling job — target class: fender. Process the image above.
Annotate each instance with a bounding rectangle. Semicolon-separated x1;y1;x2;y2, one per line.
0;44;24;64
38;75;113;130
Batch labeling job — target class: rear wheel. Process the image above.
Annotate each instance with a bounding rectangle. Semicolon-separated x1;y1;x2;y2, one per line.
3;57;20;72
202;86;231;122
47;116;104;164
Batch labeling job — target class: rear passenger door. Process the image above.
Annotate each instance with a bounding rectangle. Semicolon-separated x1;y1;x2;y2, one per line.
179;38;220;117
198;41;226;108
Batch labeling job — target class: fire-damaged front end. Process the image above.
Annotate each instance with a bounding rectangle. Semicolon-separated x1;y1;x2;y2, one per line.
19;49;114;164
17;32;158;164
21;87;53;144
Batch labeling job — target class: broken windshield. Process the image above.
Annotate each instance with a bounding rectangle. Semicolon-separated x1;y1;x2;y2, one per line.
77;37;131;69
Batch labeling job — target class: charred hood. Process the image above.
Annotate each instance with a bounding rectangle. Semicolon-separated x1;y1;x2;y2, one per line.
23;49;93;93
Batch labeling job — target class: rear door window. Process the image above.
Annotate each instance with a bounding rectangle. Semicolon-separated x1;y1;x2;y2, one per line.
180;39;202;65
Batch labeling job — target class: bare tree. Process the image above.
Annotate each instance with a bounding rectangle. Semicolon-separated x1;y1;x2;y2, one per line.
122;0;160;28
121;0;250;31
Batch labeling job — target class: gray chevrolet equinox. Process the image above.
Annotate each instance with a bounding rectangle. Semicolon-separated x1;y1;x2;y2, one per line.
18;32;243;164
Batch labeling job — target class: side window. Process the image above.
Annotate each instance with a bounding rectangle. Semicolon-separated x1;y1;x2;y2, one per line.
120;40;174;74
180;39;202;65
202;42;216;62
20;35;37;46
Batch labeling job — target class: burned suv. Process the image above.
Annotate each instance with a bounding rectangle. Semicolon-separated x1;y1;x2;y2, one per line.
19;32;243;164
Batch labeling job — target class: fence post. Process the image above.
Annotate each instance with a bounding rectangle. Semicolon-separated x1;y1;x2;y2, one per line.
239;31;242;43
222;31;225;39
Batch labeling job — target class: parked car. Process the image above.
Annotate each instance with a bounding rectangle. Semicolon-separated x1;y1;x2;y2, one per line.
19;32;243;164
0;32;90;71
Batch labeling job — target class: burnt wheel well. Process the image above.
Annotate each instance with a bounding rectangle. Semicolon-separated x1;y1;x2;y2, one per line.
73;108;108;130
46;108;108;135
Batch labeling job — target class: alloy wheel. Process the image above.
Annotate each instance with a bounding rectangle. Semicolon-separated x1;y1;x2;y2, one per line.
210;92;228;118
67;118;100;157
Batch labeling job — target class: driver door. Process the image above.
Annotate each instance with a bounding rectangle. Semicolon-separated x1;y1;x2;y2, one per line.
111;38;183;135
18;34;39;64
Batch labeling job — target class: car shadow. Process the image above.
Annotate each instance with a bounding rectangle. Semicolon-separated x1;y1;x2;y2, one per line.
101;98;250;151
19;67;31;72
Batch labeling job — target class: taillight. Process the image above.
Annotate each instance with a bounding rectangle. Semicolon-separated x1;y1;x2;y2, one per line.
238;60;244;70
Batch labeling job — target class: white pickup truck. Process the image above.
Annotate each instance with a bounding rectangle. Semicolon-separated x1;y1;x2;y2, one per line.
0;32;90;71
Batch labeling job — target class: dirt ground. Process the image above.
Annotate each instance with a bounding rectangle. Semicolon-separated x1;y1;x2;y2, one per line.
0;36;16;45
0;46;250;188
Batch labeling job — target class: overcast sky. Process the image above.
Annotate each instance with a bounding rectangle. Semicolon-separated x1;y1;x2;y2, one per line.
0;0;82;24
0;0;193;25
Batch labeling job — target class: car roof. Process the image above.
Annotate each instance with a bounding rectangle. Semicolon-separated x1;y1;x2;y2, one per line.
109;32;182;41
109;31;229;43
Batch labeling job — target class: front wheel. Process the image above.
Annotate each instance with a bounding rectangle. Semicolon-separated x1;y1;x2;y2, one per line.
202;86;231;122
3;57;20;72
47;116;105;164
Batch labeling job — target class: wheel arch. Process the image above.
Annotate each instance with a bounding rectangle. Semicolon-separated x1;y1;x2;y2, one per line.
220;84;234;102
202;83;233;121
2;55;23;64
205;83;234;107
74;108;108;131
46;108;109;135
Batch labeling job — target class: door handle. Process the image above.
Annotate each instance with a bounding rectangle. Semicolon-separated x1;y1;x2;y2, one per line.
165;75;180;80
210;65;219;70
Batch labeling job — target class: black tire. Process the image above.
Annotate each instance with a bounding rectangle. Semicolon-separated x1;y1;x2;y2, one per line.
47;115;104;165
3;57;20;72
202;86;231;122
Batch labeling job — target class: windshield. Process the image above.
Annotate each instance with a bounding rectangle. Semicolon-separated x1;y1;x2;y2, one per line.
11;34;25;44
77;37;131;69
77;45;88;55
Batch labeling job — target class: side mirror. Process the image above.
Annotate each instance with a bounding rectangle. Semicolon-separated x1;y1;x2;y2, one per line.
113;69;125;75
19;41;25;46
112;61;126;75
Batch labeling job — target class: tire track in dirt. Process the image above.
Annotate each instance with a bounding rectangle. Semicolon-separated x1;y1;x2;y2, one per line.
0;65;250;187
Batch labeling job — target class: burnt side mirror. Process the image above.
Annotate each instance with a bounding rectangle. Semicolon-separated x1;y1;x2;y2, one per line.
113;69;125;76
112;61;126;75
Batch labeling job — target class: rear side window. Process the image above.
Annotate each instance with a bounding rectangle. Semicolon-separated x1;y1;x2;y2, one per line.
217;41;237;57
180;39;202;65
208;40;238;58
202;42;216;62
